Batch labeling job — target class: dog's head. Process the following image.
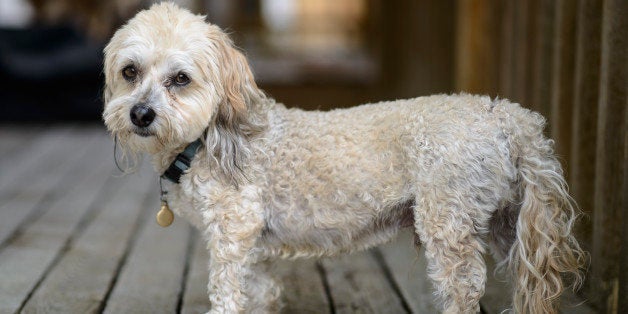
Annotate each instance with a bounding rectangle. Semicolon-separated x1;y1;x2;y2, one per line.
103;3;264;180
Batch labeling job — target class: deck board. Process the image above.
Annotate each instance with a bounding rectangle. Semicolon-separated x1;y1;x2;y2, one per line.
0;127;76;197
102;197;191;314
322;250;408;314
378;231;439;313
0;129;105;248
0;126;42;161
275;259;330;313
0;127;594;313
21;162;155;314
0;132;113;313
180;233;211;314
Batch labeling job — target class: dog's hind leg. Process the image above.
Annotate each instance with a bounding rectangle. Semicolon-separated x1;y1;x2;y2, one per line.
414;191;490;314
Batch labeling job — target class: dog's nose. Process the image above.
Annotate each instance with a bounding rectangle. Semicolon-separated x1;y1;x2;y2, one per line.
130;104;156;127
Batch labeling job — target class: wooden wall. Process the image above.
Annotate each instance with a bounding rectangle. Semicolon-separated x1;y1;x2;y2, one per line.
258;0;457;110
456;0;627;312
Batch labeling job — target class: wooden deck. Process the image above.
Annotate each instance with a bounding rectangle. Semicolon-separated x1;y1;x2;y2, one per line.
0;126;594;314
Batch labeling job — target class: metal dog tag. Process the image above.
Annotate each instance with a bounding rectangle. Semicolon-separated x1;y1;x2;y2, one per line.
157;202;174;227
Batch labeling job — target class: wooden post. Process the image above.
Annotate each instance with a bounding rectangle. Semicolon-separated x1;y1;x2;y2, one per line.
454;0;500;95
498;0;515;98
550;0;578;165
512;0;530;104
531;0;557;119
523;0;540;107
592;0;628;312
570;0;603;256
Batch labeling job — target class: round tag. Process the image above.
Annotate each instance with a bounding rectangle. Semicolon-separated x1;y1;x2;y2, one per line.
157;203;174;227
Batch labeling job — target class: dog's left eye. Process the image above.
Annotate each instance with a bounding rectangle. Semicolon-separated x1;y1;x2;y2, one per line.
174;73;190;86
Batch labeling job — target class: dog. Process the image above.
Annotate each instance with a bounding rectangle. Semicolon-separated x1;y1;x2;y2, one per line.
102;3;586;313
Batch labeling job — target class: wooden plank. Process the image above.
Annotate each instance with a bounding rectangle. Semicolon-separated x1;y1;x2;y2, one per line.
0;126;42;161
102;200;191;314
512;0;530;104
21;162;156;313
275;259;330;314
523;0;540;106
0;127;76;197
0;134;114;313
321;250;407;313
549;0;578;161
570;0;603;258
454;0;500;95
378;230;438;313
591;0;628;311
498;0;515;98
619;102;628;314
531;0;557;118
180;232;211;314
378;0;456;99
0;129;106;248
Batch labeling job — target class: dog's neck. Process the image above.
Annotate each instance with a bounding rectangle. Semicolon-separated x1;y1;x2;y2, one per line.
150;97;277;183
149;140;199;176
160;138;204;184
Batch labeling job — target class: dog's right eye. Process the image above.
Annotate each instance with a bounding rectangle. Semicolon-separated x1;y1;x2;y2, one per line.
122;65;138;81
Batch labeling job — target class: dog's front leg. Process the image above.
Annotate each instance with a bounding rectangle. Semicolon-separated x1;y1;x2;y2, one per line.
202;187;265;314
207;253;256;314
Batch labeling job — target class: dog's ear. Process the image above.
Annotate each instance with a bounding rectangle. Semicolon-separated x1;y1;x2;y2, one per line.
205;27;265;187
215;32;258;128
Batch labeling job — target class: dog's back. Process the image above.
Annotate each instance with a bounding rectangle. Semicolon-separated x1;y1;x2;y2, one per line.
255;94;585;313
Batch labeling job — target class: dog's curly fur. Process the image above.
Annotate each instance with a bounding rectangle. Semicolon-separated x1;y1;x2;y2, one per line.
103;3;586;313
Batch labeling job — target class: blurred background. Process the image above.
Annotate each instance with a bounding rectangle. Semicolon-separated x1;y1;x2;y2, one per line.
0;0;625;312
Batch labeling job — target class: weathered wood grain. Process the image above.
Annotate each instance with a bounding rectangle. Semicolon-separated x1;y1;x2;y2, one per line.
512;0;530;104
0;134;114;313
454;0;501;95
498;0;515;98
0;127;76;197
549;0;578;165
523;0;540;107
591;0;628;311
102;198;191;314
21;162;155;313
275;259;330;314
378;230;438;313
0;126;42;161
321;250;407;314
180;232;211;314
531;0;557;119
0;129;106;248
570;0;603;258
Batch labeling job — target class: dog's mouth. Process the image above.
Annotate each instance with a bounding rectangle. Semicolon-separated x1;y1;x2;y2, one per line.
132;127;155;137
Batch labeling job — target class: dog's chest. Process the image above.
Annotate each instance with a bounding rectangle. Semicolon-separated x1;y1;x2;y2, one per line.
166;183;206;229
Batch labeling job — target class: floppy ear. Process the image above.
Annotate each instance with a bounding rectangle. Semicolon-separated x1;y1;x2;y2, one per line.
205;28;265;186
216;33;258;128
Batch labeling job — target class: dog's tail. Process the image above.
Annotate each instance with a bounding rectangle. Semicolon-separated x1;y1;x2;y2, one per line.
492;105;587;313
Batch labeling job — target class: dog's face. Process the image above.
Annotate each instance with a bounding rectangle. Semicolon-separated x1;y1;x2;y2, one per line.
103;3;260;156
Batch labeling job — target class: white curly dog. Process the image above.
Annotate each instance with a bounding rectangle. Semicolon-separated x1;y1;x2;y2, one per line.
103;3;586;313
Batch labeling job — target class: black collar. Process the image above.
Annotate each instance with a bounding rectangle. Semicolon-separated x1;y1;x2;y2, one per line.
161;139;203;183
